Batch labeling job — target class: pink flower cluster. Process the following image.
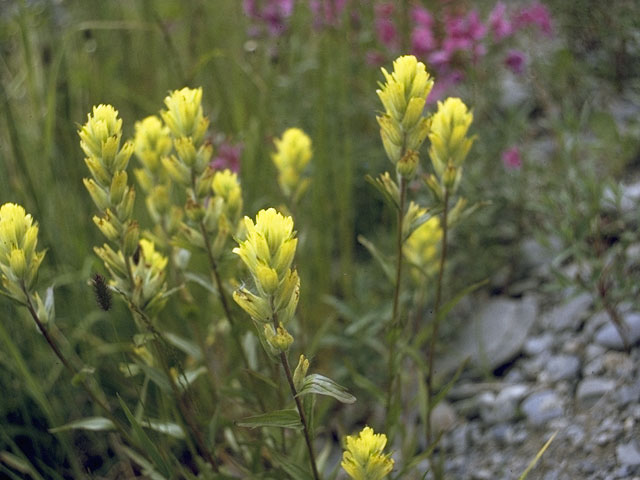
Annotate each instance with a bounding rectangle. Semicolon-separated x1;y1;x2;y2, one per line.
210;137;243;173
371;1;553;101
243;0;295;37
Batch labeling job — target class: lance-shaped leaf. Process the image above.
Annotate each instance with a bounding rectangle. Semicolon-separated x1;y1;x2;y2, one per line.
297;374;356;404
237;409;302;430
357;235;394;283
49;417;115;433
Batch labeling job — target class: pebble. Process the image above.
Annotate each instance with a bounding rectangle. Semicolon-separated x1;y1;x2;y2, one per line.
524;333;555;356
594;313;640;350
576;377;616;407
544;354;581;382
617;441;640;467
521;390;564;426
541;293;592;331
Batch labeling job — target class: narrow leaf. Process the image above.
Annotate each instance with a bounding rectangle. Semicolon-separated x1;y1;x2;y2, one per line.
269;450;313;480
49;417;115;433
237;409;302;430
357;235;394;283
118;395;171;477
164;332;203;361
298;374;356;404
144;420;185;439
518;431;558;480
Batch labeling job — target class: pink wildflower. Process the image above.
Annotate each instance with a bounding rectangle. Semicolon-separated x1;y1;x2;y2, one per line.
411;5;433;29
505;50;526;74
211;139;243;173
375;3;398;48
488;2;513;41
502;147;522;169
412;26;436;55
513;2;553;36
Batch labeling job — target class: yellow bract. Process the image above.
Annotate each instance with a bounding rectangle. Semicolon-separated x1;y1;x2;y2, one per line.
134;115;172;175
341;426;394;480
405;217;442;279
272;128;312;197
161;87;209;144
212;169;243;220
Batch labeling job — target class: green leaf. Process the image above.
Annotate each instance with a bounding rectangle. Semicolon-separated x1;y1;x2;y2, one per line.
357;235;394;283
137;363;172;393
237;409;302;430
183;272;216;293
269;450;313;480
175;366;207;392
429;357;469;413
164;332;203;361
298;374;356;404
119;445;168;480
365;174;399;211
49;417;115;433
118;395;171;477
413;279;489;349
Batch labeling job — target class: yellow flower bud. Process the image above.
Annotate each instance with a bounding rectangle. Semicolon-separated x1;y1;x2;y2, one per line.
134;115;172;174
292;354;310;391
9;249;26;279
110;170;128;206
264;323;293;352
93;214;120;242
396;149;419;180
83;178;111;211
78;105;123;160
233;287;272;323
342;426;394;480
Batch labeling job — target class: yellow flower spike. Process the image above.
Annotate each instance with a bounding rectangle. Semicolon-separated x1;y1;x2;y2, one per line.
133;115;172;174
428;97;475;180
256;264;280;295
377;55;433;129
341;426;394;480
0;204;45;296
79;104;123;160
377;55;433;177
272;128;312;197
405;217;442;279
161;87;209;144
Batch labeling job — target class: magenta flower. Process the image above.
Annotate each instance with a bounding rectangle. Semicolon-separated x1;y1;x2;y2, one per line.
488;2;513;41
514;2;553;36
242;0;295;37
211;139;243;173
375;3;398;48
412;26;436;55
505;50;526;74
309;0;348;27
502;147;522;169
426;70;463;104
411;5;433;29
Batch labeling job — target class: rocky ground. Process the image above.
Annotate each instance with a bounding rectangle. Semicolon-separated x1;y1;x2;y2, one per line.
420;216;640;479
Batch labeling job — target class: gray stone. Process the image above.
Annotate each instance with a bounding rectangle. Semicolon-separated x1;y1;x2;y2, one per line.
544;354;581;382
524;333;555;356
434;296;538;381
617;441;640;467
489;423;513;446
541;293;592;331
479;384;528;425
594;313;640;350
521;390;563;426
576;377;616;407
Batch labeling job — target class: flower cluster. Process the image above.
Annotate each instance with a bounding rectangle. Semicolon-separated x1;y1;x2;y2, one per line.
80;105;167;316
243;0;294;37
371;1;554;100
376;55;433;179
233;208;300;353
341;426;394;480
272;127;312;200
0;203;45;303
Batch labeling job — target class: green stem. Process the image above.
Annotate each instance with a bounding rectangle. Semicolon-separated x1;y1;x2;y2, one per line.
385;177;407;429
272;317;320;480
134;306;219;472
426;187;450;449
199;222;252;371
20;285;132;443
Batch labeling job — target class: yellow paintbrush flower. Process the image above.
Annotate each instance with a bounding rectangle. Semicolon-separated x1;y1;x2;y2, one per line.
134;115;172;180
405;216;442;280
0;203;45;300
342;426;394;480
428;97;474;191
376;55;433;177
272;128;312;198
